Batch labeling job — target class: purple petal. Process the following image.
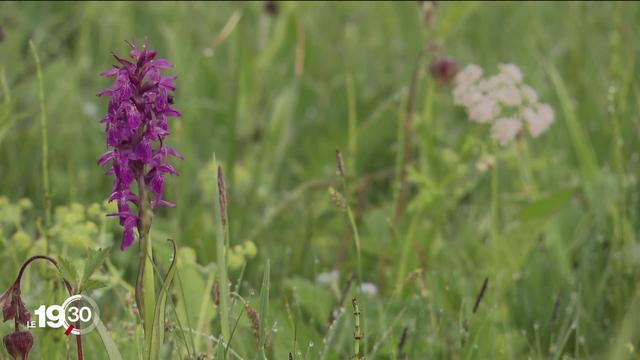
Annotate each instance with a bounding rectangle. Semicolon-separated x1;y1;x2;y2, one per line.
152;199;176;209
154;59;174;69
120;228;135;250
162;146;184;159
97;151;115;166
97;88;114;97
100;68;119;77
157;164;178;175
164;106;181;117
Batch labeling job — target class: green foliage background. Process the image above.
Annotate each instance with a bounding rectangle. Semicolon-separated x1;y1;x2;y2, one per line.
1;1;640;359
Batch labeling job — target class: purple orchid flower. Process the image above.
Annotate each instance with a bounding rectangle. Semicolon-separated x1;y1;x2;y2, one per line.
97;40;181;250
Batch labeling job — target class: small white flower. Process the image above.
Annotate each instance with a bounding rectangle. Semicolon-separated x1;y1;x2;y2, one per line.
520;84;538;104
453;84;483;107
358;282;378;296
492;85;522;107
498;63;523;83
491;117;522;145
468;97;499;123
523;103;554;137
452;62;554;143
315;270;339;286
455;64;483;86
475;154;496;172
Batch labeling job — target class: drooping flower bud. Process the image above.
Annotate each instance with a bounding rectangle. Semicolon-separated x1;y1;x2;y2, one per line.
429;57;457;85
264;1;278;16
3;330;33;360
0;282;30;325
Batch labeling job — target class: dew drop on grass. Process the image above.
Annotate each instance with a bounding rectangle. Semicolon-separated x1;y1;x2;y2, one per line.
308;341;314;348
271;321;278;333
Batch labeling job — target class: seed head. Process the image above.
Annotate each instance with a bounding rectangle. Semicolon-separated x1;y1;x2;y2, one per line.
328;187;347;212
335;148;345;178
244;303;260;344
217;165;227;226
3;330;33;360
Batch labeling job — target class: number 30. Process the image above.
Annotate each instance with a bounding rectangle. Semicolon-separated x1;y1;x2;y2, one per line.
34;305;92;328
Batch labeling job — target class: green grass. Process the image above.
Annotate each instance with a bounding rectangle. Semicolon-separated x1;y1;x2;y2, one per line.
1;1;640;359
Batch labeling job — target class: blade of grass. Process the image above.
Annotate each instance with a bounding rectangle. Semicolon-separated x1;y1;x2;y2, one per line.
148;239;178;360
28;39;52;253
258;259;270;360
544;61;598;181
214;154;231;348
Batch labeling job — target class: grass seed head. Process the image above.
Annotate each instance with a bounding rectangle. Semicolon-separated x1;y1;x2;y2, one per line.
217;165;227;226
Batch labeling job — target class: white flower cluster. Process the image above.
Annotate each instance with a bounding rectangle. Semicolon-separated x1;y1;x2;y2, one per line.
453;63;554;145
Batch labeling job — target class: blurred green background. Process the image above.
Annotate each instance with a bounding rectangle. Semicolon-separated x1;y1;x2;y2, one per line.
1;1;640;359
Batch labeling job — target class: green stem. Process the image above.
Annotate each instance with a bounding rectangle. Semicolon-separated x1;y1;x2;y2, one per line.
214;156;230;349
491;146;499;245
517;138;538;197
346;72;358;175
29;40;51;253
141;228;156;356
352;298;363;360
341;177;362;286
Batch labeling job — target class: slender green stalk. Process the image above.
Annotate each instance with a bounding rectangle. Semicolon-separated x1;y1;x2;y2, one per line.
258;260;270;359
337;151;362;285
394;50;424;223
516;138;538;199
214;156;231;350
351;298;364;360
346;72;358;175
491;145;499;245
134;184;156;356
140;228;156;355
345;197;362;286
29;40;51;253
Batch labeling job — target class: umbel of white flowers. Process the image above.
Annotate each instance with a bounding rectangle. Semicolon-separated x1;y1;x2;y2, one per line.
453;63;554;145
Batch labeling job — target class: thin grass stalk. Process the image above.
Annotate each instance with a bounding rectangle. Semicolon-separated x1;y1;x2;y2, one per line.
28;40;51;253
491;145;499;245
394;50;424;223
336;150;363;286
214;156;231;350
351;298;364;360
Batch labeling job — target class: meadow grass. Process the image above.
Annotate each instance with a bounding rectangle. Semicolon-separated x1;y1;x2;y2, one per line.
1;1;640;359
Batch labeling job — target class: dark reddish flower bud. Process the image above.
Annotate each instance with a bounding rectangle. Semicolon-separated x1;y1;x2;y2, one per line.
264;1;278;17
0;282;30;325
429;57;457;85
0;26;4;43
3;330;33;360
